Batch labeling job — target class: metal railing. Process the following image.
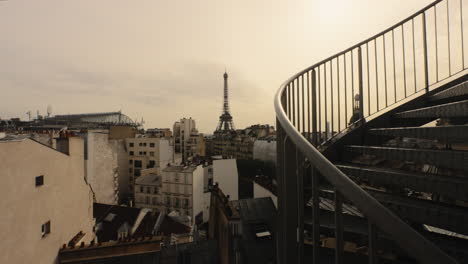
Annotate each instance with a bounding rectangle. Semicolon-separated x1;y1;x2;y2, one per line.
274;0;466;263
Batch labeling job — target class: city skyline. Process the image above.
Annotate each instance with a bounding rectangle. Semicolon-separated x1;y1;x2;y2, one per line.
0;0;432;133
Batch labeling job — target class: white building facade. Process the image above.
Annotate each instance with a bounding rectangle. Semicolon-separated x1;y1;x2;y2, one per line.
0;136;95;264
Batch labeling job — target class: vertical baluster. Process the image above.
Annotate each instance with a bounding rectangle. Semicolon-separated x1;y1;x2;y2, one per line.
307;71;311;142
335;191;344;264
331;60;334;137
296;149;304;263
461;0;465;70
312;168;320;264
435;5;439;82
423;12;430;93
392;29;397;103
292;80;296;127
374;39;380;111
287;84;291;120
366;43;371;116
318;66;322;144
368;223;378;264
351;50;355;115
312;69;318;146
296;78;301;131
324;63;328;141
447;0;451;76
302;74;306;136
383;34;388;107
402;25;407;98
344;54;348;128
337;56;341;132
412;19;417;93
358;47;364;121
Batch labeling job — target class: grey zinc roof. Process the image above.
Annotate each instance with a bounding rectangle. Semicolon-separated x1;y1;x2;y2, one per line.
135;173;161;185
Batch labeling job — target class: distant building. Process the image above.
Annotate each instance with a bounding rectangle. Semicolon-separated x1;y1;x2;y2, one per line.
209;185;276;264
93;203;190;243
173;117;205;162
213;124;276;160
0;135;95;264
58;236;219;264
134;173;163;210
145;128;172;138
161;165;205;225
253;175;277;208
252;134;276;163
126;137;174;197
213;159;239;201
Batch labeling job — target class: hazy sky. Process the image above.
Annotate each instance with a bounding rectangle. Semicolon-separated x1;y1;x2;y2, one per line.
1;0;432;133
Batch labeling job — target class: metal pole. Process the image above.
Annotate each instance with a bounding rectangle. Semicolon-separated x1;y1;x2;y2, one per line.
423;12;430;93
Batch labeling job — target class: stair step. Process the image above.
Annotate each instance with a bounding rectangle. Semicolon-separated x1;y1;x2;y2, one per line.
344;145;468;171
337;164;468;201
395;100;468;119
304;209;468;263
430;81;468;101
318;189;468;236
368;125;468;143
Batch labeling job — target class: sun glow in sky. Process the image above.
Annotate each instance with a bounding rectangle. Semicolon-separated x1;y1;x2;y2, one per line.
0;0;432;133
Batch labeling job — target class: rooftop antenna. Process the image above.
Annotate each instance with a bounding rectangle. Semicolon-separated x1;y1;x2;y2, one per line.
26;111;31;121
46;105;52;118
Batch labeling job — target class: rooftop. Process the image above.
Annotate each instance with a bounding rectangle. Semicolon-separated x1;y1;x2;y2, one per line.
163;165;199;173
135;173;161;186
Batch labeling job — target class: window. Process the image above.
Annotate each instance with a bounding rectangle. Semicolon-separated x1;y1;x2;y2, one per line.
134;169;141;177
153;187;158;194
149;151;154;157
41;221;51;237
145;196;150;204
35;175;44;187
139;151;143;155
150;143;155;148
129;159;133;165
129;151;134;156
129;142;134;147
139;143;143;147
143;151;147;155
146;187;151;194
152;197;157;205
134;160;142;168
140;186;144;192
148;160;156;168
175;198;180;207
129;168;133;173
143;143;147;147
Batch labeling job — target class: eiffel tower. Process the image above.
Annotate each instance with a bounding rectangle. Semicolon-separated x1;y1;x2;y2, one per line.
215;71;235;132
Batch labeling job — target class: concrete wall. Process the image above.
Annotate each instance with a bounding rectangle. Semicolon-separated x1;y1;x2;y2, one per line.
253;182;277;208
253;140;276;163
192;165;204;224
159;138;173;169
86;131;118;204
109;139;129;203
213;159;238;200
0;138;95;264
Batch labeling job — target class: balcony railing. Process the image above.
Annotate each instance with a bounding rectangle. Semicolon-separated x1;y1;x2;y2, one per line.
274;0;464;263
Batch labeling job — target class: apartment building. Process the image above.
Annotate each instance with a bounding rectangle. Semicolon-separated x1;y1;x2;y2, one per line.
126;137;173;195
173;118;205;162
134;173;163;210
0;135;95;264
161;165;204;224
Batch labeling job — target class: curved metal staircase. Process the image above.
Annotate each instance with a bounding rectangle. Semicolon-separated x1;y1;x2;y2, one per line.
275;1;468;263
